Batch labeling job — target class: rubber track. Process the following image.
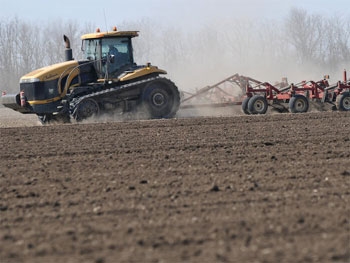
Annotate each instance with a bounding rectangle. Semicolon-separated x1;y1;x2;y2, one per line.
69;76;159;115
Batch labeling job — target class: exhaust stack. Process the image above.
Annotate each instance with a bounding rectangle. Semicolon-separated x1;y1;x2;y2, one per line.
344;69;347;82
63;35;73;61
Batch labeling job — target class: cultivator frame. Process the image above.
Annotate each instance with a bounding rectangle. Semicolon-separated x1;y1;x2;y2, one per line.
180;74;245;109
180;70;350;114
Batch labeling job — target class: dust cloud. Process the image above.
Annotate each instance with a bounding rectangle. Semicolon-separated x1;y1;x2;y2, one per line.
133;9;348;118
129;8;348;113
0;106;40;128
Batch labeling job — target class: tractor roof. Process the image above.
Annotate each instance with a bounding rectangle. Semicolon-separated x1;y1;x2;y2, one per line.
81;28;139;40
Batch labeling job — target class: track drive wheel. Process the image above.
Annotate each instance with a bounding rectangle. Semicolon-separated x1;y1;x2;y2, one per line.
241;97;251;115
74;98;100;121
289;94;309;113
141;78;180;119
37;114;53;125
247;95;268;114
336;92;350;111
37;113;70;125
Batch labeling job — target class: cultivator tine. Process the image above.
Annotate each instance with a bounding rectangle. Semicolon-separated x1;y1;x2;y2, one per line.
181;73;240;103
180;73;245;107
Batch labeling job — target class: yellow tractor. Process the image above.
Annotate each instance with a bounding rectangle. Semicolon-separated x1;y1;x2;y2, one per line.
1;27;180;123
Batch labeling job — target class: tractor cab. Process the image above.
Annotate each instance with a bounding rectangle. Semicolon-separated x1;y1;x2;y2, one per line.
81;28;139;79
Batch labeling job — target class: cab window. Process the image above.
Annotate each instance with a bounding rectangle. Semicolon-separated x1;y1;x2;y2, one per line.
102;37;133;74
83;39;101;61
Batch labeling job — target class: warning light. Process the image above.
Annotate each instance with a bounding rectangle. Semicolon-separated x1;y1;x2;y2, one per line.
112;26;117;31
96;28;101;33
20;91;26;107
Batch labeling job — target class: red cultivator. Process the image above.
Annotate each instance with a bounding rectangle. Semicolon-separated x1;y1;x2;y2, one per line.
243;70;350;114
180;70;350;114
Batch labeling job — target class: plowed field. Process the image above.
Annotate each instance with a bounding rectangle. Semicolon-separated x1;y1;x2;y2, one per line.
0;108;349;263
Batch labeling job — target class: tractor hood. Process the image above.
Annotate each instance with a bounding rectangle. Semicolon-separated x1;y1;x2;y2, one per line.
20;60;79;84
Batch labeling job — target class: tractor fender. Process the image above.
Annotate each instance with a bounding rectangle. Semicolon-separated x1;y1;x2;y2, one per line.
119;65;166;82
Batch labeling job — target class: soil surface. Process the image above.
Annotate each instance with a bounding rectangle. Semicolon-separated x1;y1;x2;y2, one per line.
0;108;349;263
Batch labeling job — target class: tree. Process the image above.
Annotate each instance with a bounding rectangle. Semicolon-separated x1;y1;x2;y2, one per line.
285;8;324;65
323;16;350;71
0;18;88;93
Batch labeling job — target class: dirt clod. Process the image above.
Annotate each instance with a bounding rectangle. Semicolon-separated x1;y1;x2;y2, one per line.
210;185;220;192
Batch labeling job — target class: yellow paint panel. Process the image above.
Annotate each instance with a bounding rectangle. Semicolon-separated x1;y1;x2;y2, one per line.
28;96;62;105
20;61;79;82
81;31;139;40
119;66;167;82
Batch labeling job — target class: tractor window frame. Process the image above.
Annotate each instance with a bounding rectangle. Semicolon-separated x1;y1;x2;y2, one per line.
101;37;134;65
81;36;135;78
101;37;134;76
82;39;101;61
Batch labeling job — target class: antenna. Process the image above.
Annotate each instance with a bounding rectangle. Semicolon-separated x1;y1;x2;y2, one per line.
103;9;108;33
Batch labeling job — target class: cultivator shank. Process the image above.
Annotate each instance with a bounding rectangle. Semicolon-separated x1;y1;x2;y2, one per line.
180;74;245;109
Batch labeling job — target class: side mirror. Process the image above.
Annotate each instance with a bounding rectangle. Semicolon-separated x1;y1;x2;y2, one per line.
108;54;115;64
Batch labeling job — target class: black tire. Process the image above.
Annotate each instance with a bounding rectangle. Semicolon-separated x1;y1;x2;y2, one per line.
247;95;268;114
336;92;350;111
241;97;251;115
74;98;100;121
289;94;309;113
141;78;180;119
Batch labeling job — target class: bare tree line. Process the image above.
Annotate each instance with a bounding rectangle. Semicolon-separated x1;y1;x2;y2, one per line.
0;8;349;93
0;18;94;93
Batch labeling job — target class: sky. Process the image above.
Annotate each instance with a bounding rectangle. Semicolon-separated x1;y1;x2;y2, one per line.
0;0;348;88
0;0;349;28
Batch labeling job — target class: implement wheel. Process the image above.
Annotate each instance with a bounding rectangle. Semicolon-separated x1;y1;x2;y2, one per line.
336;92;350;111
141;78;180;119
74;98;99;121
241;97;251;115
247;95;268;114
289;94;309;113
